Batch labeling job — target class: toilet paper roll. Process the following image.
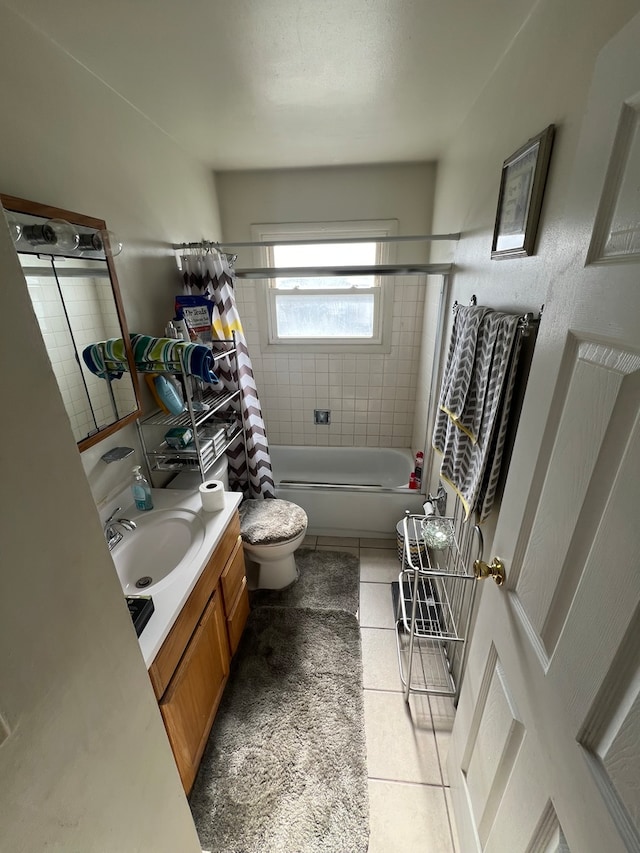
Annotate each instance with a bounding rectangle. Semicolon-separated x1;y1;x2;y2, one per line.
199;479;225;512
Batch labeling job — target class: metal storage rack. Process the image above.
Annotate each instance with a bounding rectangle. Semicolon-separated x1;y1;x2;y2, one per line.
135;337;245;485
396;513;481;703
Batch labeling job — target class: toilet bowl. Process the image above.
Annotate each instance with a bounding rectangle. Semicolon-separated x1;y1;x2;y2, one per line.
239;498;308;589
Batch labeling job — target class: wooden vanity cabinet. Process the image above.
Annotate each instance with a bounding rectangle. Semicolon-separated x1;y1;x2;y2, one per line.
158;590;229;792
148;510;250;794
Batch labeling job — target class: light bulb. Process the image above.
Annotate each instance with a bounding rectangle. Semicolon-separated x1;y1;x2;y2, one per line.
4;212;22;245
94;229;123;257
23;218;79;252
78;229;123;257
45;219;80;252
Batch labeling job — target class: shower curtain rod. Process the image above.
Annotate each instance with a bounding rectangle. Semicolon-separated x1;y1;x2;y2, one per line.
172;232;460;251
173;238;455;277
233;263;453;279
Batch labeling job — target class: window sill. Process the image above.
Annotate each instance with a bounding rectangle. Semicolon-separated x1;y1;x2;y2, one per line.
258;339;392;355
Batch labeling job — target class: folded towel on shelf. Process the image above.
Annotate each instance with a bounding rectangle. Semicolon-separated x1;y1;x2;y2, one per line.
130;335;220;384
81;338;129;379
432;306;522;521
82;335;221;384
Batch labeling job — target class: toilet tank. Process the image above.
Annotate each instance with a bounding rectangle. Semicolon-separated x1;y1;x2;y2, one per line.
166;454;230;492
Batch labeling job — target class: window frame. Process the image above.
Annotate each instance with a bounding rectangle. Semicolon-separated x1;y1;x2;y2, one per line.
252;219;397;354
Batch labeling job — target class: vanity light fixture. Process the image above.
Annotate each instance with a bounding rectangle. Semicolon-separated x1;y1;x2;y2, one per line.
22;217;80;252
4;208;125;258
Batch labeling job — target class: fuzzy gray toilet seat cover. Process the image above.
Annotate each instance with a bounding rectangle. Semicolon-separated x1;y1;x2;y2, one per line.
239;499;308;545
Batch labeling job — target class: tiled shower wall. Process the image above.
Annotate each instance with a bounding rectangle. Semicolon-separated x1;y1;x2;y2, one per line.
234;277;426;448
216;162;438;452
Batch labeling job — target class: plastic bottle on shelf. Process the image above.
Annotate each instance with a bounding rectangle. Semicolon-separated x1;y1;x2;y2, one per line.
408;473;419;490
131;466;153;511
413;451;424;487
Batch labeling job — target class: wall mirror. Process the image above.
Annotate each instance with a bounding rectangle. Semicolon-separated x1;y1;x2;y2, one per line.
1;194;141;451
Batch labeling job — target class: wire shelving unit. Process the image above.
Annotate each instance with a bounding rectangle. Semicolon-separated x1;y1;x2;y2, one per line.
396;513;482;704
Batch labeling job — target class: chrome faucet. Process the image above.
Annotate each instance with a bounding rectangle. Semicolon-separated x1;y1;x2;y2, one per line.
104;507;137;551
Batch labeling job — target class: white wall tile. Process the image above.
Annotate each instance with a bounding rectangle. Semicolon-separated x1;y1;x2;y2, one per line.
229;234;434;452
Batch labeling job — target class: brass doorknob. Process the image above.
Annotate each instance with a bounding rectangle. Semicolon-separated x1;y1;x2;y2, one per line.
473;557;506;586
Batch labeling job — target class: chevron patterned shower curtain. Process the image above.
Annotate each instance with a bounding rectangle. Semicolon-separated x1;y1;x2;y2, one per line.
181;250;275;499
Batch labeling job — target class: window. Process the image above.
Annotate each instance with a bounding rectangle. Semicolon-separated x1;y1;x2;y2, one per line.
253;220;397;353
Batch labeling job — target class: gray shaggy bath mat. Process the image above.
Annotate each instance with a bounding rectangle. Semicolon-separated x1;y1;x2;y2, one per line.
249;548;360;616
189;606;369;853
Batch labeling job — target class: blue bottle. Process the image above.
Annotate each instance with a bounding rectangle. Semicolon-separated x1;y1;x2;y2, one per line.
131;465;153;511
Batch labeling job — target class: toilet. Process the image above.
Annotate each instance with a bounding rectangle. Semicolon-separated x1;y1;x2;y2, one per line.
239;498;308;589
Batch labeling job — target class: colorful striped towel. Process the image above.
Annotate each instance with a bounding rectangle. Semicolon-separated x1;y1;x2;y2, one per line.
81;337;128;379
82;335;220;384
130;335;220;383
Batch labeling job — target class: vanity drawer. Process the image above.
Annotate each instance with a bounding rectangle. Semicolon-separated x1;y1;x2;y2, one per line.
215;511;241;570
226;578;250;657
221;537;246;610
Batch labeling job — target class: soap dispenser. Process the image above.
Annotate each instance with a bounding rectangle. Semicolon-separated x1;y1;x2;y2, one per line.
131;465;153;511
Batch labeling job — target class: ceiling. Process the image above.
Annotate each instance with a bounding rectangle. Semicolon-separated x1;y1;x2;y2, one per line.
4;0;538;171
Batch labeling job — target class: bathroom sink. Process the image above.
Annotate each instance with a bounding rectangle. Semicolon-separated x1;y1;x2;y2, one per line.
111;508;206;595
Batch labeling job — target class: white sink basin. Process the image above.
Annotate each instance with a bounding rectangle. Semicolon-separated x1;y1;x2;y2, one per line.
111;507;206;595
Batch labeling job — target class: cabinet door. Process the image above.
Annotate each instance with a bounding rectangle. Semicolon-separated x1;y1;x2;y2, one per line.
221;542;250;656
220;537;245;610
227;578;250;657
159;590;230;794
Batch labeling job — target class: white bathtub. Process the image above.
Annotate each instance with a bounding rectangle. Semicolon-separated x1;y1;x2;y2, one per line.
270;445;425;538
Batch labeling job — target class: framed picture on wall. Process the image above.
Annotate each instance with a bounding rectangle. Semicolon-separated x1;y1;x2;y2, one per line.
491;124;555;259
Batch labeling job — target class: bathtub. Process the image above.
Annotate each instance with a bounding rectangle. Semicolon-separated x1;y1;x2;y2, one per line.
270;445;425;537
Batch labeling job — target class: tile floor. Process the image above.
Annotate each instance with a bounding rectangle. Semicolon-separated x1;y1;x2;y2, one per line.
301;535;460;853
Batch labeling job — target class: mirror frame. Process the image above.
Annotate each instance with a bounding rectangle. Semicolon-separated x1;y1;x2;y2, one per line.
1;193;142;451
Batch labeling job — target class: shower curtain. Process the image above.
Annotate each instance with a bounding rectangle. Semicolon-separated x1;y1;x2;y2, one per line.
181;248;275;499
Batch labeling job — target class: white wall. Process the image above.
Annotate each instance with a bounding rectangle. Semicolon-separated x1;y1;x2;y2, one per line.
216;163;436;452
0;4;223;507
425;0;640;538
0;6;218;849
0;204;202;852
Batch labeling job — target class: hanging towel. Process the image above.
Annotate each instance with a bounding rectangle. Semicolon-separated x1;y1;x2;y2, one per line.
432;308;521;520
82;335;220;384
475;329;523;521
443;309;520;444
437;305;490;430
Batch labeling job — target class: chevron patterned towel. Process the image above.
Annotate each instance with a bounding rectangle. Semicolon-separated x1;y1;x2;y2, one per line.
433;307;521;521
438;306;490;429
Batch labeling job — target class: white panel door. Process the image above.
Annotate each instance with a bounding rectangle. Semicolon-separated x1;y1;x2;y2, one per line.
449;14;640;853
